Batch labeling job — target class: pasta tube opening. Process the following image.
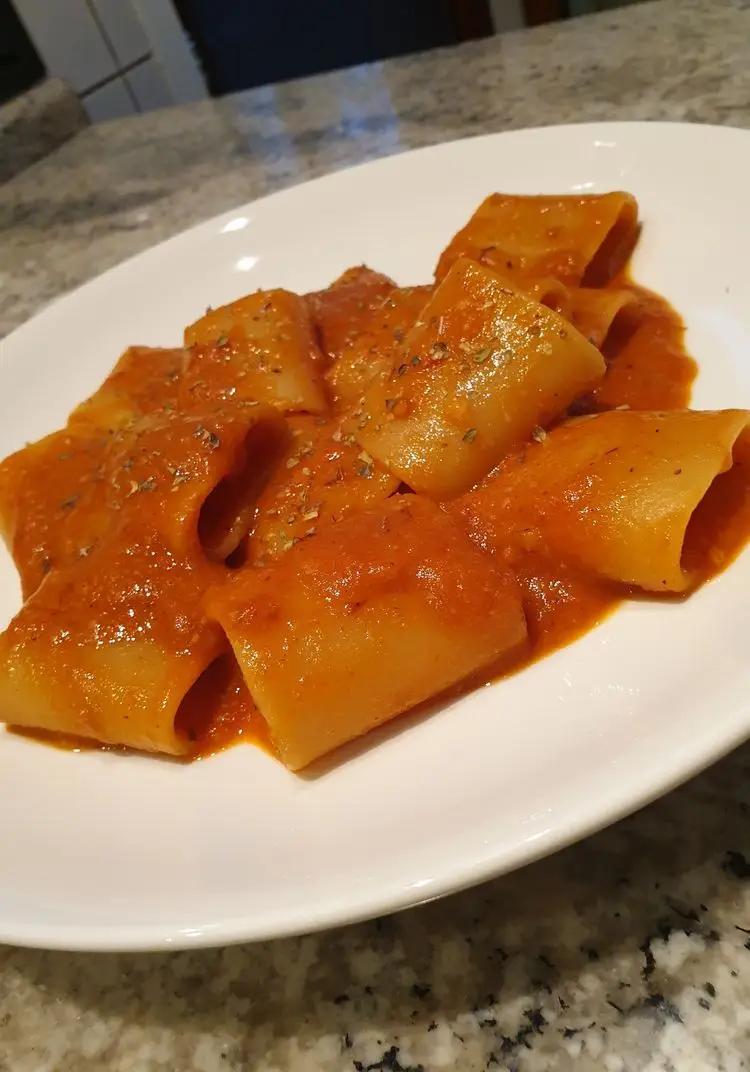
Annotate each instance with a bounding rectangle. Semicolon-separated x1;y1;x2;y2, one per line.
681;426;750;582
198;419;290;562
174;650;265;755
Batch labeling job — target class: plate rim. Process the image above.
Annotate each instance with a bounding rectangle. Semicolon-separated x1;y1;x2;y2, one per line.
5;119;750;352
2;119;750;951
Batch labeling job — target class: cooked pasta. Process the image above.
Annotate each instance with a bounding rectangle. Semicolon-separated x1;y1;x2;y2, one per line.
348;258;605;499
436;191;638;285
184;289;327;414
208;495;527;770
0;188;747;768
454;409;750;592
0;527;223;754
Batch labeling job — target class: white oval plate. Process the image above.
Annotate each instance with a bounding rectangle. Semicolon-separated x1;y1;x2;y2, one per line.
1;122;750;952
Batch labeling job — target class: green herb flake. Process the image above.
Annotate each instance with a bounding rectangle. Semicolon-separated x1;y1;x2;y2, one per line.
194;425;221;450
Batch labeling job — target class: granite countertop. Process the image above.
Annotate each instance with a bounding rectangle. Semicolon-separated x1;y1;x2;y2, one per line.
2;0;750;1068
0;77;87;186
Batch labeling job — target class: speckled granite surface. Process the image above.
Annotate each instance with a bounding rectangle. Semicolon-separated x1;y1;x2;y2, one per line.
0;77;88;186
3;0;750;339
2;759;750;1070
1;1;750;1068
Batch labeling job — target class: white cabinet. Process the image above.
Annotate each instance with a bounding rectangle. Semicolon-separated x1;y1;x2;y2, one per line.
13;0;117;94
89;0;149;68
12;0;206;121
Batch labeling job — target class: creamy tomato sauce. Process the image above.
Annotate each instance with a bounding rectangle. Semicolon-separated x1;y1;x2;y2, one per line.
13;267;750;761
492;276;750;669
209;273;750;756
518;277;693;657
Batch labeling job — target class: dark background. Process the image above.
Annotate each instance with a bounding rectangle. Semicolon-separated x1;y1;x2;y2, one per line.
172;0;497;96
0;0;44;105
0;0;579;108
